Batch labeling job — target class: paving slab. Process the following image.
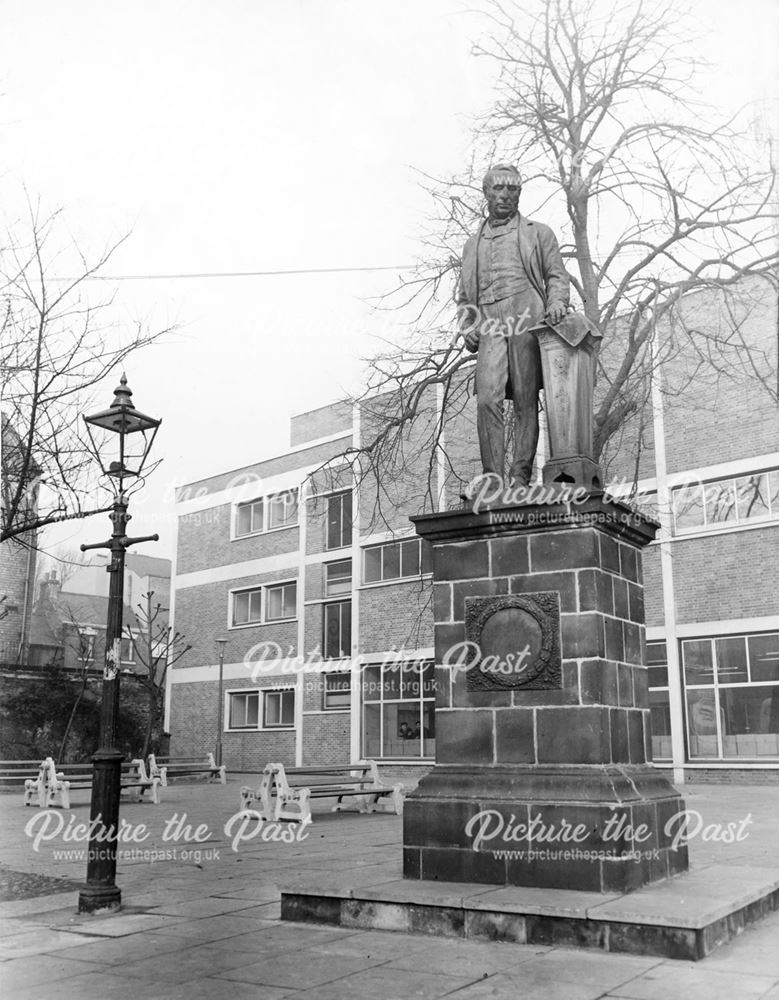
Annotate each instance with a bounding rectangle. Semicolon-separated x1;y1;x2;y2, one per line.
2;780;779;998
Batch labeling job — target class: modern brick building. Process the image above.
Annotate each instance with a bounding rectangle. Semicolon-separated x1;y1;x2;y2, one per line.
168;277;779;783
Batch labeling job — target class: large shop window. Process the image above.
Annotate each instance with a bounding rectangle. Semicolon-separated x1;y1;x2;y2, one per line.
683;633;779;759
671;469;779;535
323;601;351;659
326;491;352;550
362;661;435;760
227;689;295;730
646;641;671;760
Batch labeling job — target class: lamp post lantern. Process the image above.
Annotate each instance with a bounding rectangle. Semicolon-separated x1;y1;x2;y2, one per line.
77;375;161;914
215;638;228;767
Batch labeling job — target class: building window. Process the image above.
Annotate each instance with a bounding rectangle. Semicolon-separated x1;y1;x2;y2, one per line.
229;691;260;729
265;582;297;621
646;641;671;761
672;469;779;534
326;491;352;550
235;498;264;537
232;588;263;626
683;632;779;760
264;689;295;728
323;601;351;658
227;689;295;730
362;660;436;760
231;581;297;627
325;560;352;597
235;488;299;537
120;637;135;663
268;489;298;530
323;672;351;710
363;539;433;584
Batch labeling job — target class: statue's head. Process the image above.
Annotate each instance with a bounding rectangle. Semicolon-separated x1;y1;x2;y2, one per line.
483;164;521;221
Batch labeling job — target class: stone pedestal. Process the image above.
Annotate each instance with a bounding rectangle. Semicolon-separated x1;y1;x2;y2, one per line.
403;494;688;894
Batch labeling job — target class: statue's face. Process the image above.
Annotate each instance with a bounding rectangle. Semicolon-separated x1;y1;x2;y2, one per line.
484;175;520;221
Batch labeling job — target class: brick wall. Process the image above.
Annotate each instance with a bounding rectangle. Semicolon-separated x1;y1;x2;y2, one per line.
681;768;779;785
176;437;351;503
671;528;779;625
301;712;350;765
290;399;352;447
174;574;299;669
359;580;434;653
0;537;36;660
169;677;297;769
177;506;299;577
661;283;778;474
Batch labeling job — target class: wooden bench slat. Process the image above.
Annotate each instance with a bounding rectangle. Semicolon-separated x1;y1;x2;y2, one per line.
147;754;226;787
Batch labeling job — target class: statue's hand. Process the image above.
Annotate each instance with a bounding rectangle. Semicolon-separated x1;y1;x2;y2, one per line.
546;302;567;325
463;329;480;353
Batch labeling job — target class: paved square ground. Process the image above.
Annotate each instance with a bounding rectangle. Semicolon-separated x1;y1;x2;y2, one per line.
1;779;778;999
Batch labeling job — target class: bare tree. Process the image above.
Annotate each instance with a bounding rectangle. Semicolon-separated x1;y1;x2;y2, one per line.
34;547;94;592
126;592;191;759
1;202;171;544
57;609;98;763
321;0;778;526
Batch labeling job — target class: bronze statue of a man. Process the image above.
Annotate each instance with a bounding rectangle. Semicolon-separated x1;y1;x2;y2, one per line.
458;164;570;486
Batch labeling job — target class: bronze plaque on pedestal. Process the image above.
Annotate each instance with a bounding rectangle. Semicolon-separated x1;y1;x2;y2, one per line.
464;592;561;691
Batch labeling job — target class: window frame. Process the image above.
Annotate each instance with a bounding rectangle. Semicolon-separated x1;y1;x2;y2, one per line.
325;559;353;597
671;469;778;535
120;635;136;664
325;490;353;551
234;497;265;538
229;579;298;629
267;489;299;531
362;659;436;761
681;631;779;762
234;487;300;539
263;688;296;729
227;690;260;730
226;688;296;731
362;538;433;586
264;581;298;622
323;671;352;711
323;600;352;659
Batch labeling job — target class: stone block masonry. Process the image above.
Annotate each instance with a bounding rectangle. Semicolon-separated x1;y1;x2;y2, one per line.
403;493;688;894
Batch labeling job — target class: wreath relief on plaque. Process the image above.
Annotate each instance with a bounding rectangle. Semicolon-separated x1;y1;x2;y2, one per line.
464;592;562;691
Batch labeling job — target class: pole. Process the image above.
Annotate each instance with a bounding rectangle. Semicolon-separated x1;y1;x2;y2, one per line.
78;495;129;913
216;642;226;767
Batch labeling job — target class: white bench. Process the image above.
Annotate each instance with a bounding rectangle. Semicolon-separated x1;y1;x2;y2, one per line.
0;758;50;807
44;758;161;808
240;761;404;825
148;753;226;786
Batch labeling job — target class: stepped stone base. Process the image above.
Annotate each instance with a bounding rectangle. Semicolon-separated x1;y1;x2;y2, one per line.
281;864;779;961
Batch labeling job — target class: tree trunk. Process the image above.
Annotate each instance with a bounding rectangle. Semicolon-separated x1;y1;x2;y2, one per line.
141;686;158;760
57;674;89;763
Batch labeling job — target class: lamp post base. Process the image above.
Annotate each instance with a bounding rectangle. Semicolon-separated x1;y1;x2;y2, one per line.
78;884;122;914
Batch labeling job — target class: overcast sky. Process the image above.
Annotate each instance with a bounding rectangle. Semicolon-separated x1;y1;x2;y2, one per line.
1;0;776;563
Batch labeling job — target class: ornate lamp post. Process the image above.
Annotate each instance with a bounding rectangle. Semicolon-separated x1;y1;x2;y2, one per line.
77;375;160;914
215;637;228;767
